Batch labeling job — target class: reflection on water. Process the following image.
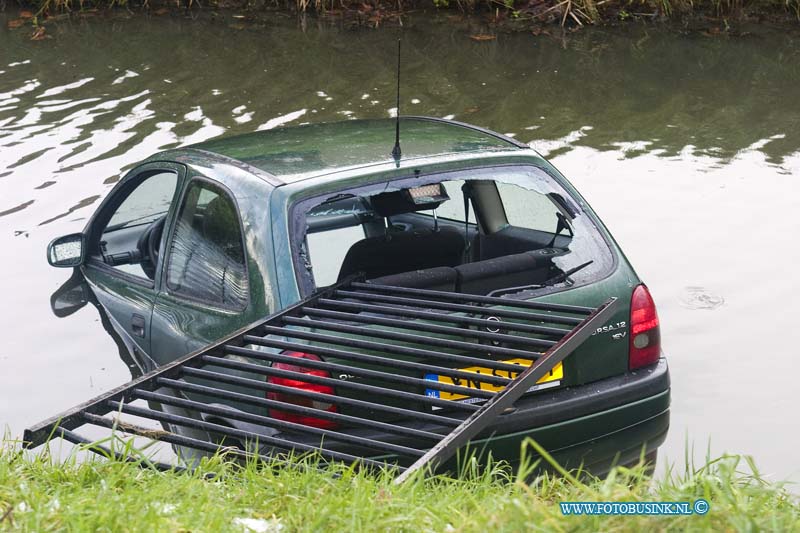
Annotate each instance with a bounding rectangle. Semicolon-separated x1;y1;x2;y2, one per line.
0;10;798;483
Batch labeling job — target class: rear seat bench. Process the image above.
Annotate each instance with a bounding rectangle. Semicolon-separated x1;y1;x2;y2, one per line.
455;252;553;295
368;267;458;292
366;251;557;295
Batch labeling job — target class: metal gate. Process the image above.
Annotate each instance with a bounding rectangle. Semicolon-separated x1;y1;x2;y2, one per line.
24;276;617;482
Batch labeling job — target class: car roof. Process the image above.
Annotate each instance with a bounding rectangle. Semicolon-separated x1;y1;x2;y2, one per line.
184;116;526;184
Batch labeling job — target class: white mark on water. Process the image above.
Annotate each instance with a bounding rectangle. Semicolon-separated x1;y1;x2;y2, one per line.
528;126;593;156
184;107;205;122
257;109;307;131
36;78;94;98
0;79;41;101
611;140;653;155
15;108;42;127
111;70;139;85
235;112;253;124
680;286;725;310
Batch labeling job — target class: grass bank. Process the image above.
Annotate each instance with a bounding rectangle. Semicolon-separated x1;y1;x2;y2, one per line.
6;0;800;31
0;438;797;531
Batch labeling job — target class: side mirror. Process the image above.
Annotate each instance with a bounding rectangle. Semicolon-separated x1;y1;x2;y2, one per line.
50;268;90;318
47;233;85;268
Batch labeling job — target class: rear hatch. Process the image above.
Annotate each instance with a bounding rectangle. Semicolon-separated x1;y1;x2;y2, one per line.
282;164;651;418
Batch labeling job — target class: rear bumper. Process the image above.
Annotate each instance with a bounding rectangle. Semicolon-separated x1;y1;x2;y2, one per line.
442;357;670;475
478;357;670;438
222;358;670;474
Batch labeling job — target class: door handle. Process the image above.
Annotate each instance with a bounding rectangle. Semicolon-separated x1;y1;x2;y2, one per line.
131;314;146;338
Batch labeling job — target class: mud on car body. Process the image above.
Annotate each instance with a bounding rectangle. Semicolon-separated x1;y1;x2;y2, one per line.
45;117;669;474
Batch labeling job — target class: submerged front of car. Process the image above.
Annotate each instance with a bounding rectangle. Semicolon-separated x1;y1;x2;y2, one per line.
244;127;670;474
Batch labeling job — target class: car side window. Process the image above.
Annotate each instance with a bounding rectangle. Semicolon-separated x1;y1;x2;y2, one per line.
99;171;178;280
306;226;365;287
496;182;559;232
166;180;248;309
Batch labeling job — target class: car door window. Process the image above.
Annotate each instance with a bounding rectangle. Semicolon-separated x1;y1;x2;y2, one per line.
496;182;559;232
166;180;248;309
98;171;178;280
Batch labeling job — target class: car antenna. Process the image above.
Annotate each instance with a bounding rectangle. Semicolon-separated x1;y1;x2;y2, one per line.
391;39;402;162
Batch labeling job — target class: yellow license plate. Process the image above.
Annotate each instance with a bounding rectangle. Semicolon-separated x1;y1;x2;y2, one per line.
425;359;563;402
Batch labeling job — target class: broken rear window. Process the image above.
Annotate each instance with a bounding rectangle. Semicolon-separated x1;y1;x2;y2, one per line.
295;166;614;298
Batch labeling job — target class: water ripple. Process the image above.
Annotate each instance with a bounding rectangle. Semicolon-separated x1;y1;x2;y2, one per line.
680;287;725;311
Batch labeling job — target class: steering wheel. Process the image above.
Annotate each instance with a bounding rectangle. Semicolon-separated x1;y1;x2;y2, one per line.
137;215;167;279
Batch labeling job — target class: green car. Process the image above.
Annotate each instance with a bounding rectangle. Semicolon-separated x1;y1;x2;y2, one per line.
45;117;669;475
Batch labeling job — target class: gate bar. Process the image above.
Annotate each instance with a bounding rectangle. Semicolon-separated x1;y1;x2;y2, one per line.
317;299;570;337
351;282;595;314
155;378;444;441
235;336;513;387
394;297;618;484
177;368;464;426
335;290;583;326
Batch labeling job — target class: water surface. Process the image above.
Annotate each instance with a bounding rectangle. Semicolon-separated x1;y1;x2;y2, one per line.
1;10;799;484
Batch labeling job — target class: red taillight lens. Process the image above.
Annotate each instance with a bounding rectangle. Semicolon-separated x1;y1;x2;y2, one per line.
629;284;661;370
267;351;338;429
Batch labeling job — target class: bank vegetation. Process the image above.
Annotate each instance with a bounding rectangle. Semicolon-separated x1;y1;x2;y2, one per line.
6;0;800;31
0;437;798;531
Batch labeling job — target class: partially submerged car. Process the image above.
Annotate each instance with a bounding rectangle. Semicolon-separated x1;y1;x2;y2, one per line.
38;117;669;476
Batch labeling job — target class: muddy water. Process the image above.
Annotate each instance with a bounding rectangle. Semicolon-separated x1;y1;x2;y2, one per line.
1;10;799;483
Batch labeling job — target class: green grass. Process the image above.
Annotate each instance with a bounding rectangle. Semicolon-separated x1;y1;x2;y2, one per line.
0;436;797;531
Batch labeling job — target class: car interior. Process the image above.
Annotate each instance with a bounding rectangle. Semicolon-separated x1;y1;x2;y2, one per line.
303;179;581;297
93;176;245;295
88;171;180;280
96;213;169;279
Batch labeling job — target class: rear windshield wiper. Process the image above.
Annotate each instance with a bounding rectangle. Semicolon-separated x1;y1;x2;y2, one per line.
487;260;594;298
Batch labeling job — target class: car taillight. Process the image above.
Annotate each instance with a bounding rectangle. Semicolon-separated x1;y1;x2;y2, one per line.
629;284;661;370
267;351;339;429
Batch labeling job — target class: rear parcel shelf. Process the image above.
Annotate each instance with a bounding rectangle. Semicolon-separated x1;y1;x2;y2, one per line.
23;275;618;482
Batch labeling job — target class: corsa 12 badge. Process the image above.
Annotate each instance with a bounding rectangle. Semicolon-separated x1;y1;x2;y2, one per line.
593;320;627;341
